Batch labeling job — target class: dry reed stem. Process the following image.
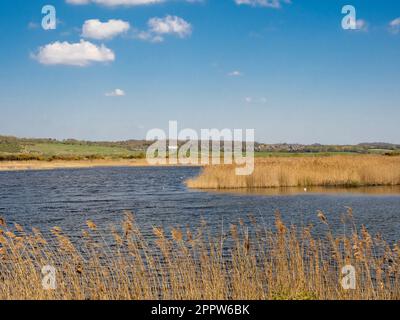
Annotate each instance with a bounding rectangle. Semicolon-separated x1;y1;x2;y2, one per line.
186;155;400;189
0;210;399;300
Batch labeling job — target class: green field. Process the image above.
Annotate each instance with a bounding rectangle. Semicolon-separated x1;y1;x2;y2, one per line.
24;143;138;157
0;138;146;161
1;135;399;161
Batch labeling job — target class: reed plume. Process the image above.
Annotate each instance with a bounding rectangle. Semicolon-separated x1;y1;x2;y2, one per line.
187;155;400;189
0;212;399;300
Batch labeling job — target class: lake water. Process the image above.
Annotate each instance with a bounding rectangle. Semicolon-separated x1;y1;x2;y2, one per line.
1;166;400;242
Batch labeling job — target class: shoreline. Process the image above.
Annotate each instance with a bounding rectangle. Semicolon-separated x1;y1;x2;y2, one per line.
0;159;199;172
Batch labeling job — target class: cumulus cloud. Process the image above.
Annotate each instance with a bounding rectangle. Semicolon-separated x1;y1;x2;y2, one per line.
82;19;130;40
389;17;400;34
228;70;243;77
105;88;126;96
34;40;115;66
148;16;192;38
134;15;192;42
235;0;291;8
66;0;164;6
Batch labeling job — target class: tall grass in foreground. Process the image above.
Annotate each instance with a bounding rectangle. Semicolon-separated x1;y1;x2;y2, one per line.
0;210;399;300
187;155;400;189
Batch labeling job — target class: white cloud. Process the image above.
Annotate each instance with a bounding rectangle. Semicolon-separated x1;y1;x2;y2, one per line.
66;0;164;6
345;19;368;32
245;97;267;104
235;0;291;8
134;15;192;42
148;16;192;38
34;40;115;66
82;19;130;40
228;70;243;77
134;31;164;43
28;22;40;29
389;17;400;34
105;89;126;96
354;19;368;32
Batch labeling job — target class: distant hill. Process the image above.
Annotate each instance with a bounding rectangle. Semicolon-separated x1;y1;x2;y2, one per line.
357;142;400;149
254;142;400;153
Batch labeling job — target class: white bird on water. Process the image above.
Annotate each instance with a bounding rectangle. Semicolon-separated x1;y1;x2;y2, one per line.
304;188;307;192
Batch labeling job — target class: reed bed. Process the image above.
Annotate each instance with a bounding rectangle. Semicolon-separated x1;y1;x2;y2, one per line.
0;210;399;300
186;155;400;189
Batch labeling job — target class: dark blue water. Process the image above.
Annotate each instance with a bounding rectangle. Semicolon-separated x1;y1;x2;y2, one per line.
0;166;400;242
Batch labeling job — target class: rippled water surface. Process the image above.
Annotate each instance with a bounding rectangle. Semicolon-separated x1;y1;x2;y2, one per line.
1;167;400;242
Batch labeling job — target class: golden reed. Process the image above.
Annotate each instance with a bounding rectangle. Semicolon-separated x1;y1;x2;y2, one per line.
186;155;400;189
0;210;399;300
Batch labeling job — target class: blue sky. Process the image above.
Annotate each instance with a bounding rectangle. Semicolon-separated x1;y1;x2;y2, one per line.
0;0;399;144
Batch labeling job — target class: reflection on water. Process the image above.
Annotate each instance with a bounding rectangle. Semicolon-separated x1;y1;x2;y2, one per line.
0;167;400;243
201;186;400;196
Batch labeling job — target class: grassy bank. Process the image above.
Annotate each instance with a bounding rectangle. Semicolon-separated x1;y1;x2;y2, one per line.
2;135;400;163
186;155;400;189
0;136;147;161
0;159;161;171
0;210;399;300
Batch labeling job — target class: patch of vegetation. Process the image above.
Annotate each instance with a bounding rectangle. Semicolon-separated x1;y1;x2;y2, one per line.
0;154;46;161
0;136;23;153
187;155;400;189
254;151;358;158
1;135;400;161
0;142;22;153
385;151;400;157
24;142;137;157
0;136;147;161
0;211;399;299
